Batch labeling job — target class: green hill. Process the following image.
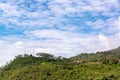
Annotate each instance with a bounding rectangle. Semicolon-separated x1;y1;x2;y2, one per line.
71;47;120;64
1;47;120;80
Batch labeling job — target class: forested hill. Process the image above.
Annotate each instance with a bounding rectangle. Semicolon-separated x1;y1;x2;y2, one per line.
1;47;120;80
71;47;120;63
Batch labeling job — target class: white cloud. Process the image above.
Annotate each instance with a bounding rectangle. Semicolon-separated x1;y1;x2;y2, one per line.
0;28;120;66
86;16;120;35
0;2;22;17
14;41;24;45
116;16;120;28
87;20;107;30
14;41;24;49
98;34;110;50
0;0;119;29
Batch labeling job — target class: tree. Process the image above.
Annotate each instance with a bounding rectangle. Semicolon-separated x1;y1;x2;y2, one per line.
36;53;55;61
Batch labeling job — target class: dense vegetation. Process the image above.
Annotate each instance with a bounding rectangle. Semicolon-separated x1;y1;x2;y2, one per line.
1;47;120;80
71;47;120;64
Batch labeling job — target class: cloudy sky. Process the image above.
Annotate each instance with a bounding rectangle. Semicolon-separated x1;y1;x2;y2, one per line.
0;0;120;66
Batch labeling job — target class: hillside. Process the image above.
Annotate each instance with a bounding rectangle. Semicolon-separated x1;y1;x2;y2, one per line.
1;47;120;80
71;47;120;64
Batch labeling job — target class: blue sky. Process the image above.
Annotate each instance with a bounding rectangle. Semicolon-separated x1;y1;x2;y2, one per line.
0;0;120;66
